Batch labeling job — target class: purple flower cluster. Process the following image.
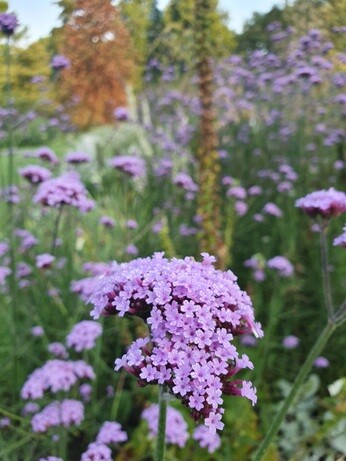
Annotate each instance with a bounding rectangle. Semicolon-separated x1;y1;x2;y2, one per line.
193;424;221;453
96;421;128;444
18;165;52;184
65;151;91;164
282;335;299;349
173;172;198;193
35;147;59;165
114;106;129;121
36;253;55;269
295;188;346;218
81;443;112;461
51;54;70;71
31;399;84;432
0;13;18;36
66;320;103;352
89;252;262;433
142;404;189;447
267;256;294;277
21;359;95;399
33;172;95;212
333;226;346;248
108;155;146;178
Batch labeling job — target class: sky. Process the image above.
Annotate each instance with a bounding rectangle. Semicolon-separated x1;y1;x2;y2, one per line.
8;0;286;44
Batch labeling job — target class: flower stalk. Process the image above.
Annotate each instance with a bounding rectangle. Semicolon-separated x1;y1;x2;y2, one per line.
155;385;168;461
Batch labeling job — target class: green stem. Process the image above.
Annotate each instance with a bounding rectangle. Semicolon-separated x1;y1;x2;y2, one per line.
252;321;337;461
51;205;63;256
155;385;167;461
320;224;334;320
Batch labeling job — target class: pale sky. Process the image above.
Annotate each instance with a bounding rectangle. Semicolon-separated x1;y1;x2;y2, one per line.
8;0;286;44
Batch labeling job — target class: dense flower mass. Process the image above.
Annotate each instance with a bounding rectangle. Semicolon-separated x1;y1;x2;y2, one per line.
96;421;128;444
108;155;146;178
21;359;95;399
89;253;262;433
142;404;189;447
51;54;70;70
31;399;84;432
66;320;103;352
0;13;18;36
18;165;52;184
295;188;346;218
33;172;95;212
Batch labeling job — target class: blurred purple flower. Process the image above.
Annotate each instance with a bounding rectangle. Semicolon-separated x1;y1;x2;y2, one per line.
65;151;91;164
18;165;52;184
0;13;18;36
51;55;70;71
66;320;103;352
333;226;346;248
108;155;146;178
193;424;221;453
267;256;294;277
96;421;128;444
31;399;84;432
313;356;329;368
81;443;112;461
296;188;346;218
282;335;299;349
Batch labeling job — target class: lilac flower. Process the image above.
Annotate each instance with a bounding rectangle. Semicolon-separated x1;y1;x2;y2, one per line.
173;172;198;193
193;425;221;453
96;421;128;444
18;165;52;184
31;399;84;432
66;320;103;352
108;155;146;178
35;147;59;165
21;359;95;399
79;383;92;402
33;172;95;212
0;417;10;427
100;215;115;228
313;356;330;368
333;226;346;248
248;185;262;196
22;402;40;415
31;325;44;337
267;256;294;277
65;151;91;164
36;253;55;269
51;55;70;71
0;13;19;36
81;443;112;461
227;186;247;200
262;202;283;218
296;188;346;218
126;219;138;229
282;335;299;349
89;253;262;433
0;241;9;257
0;185;20;204
114;106;129;121
235;201;248;217
125;244;138;256
0;266;11;286
48;342;68;359
142;404;189;447
16;229;38;252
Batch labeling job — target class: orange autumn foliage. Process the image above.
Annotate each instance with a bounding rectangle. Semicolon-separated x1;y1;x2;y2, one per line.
57;0;135;128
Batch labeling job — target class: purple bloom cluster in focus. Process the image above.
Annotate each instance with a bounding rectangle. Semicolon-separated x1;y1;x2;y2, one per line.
295;188;346;218
33;172;95;212
89;252;262;433
142;404;189;447
0;13;18;36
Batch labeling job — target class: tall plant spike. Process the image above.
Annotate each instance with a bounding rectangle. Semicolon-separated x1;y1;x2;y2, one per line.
194;0;229;268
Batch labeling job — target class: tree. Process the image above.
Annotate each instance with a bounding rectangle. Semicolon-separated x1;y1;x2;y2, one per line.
57;0;135;128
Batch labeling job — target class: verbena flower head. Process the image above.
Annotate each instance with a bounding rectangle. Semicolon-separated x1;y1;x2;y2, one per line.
51;54;70;71
18;165;52;184
35;147;59;165
21;359;95;399
333;226;346;248
313;356;330;368
108;155;146;178
96;421;128;444
295;188;346;218
36;253;55;269
65;151;91;164
193;424;221;453
0;13;19;36
142;404;189;447
282;335;299;349
66;320;103;352
31;399;84;433
81;443;112;461
267;256;294;277
114;106;129;121
33;172;95;212
88;253;263;434
48;342;68;359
